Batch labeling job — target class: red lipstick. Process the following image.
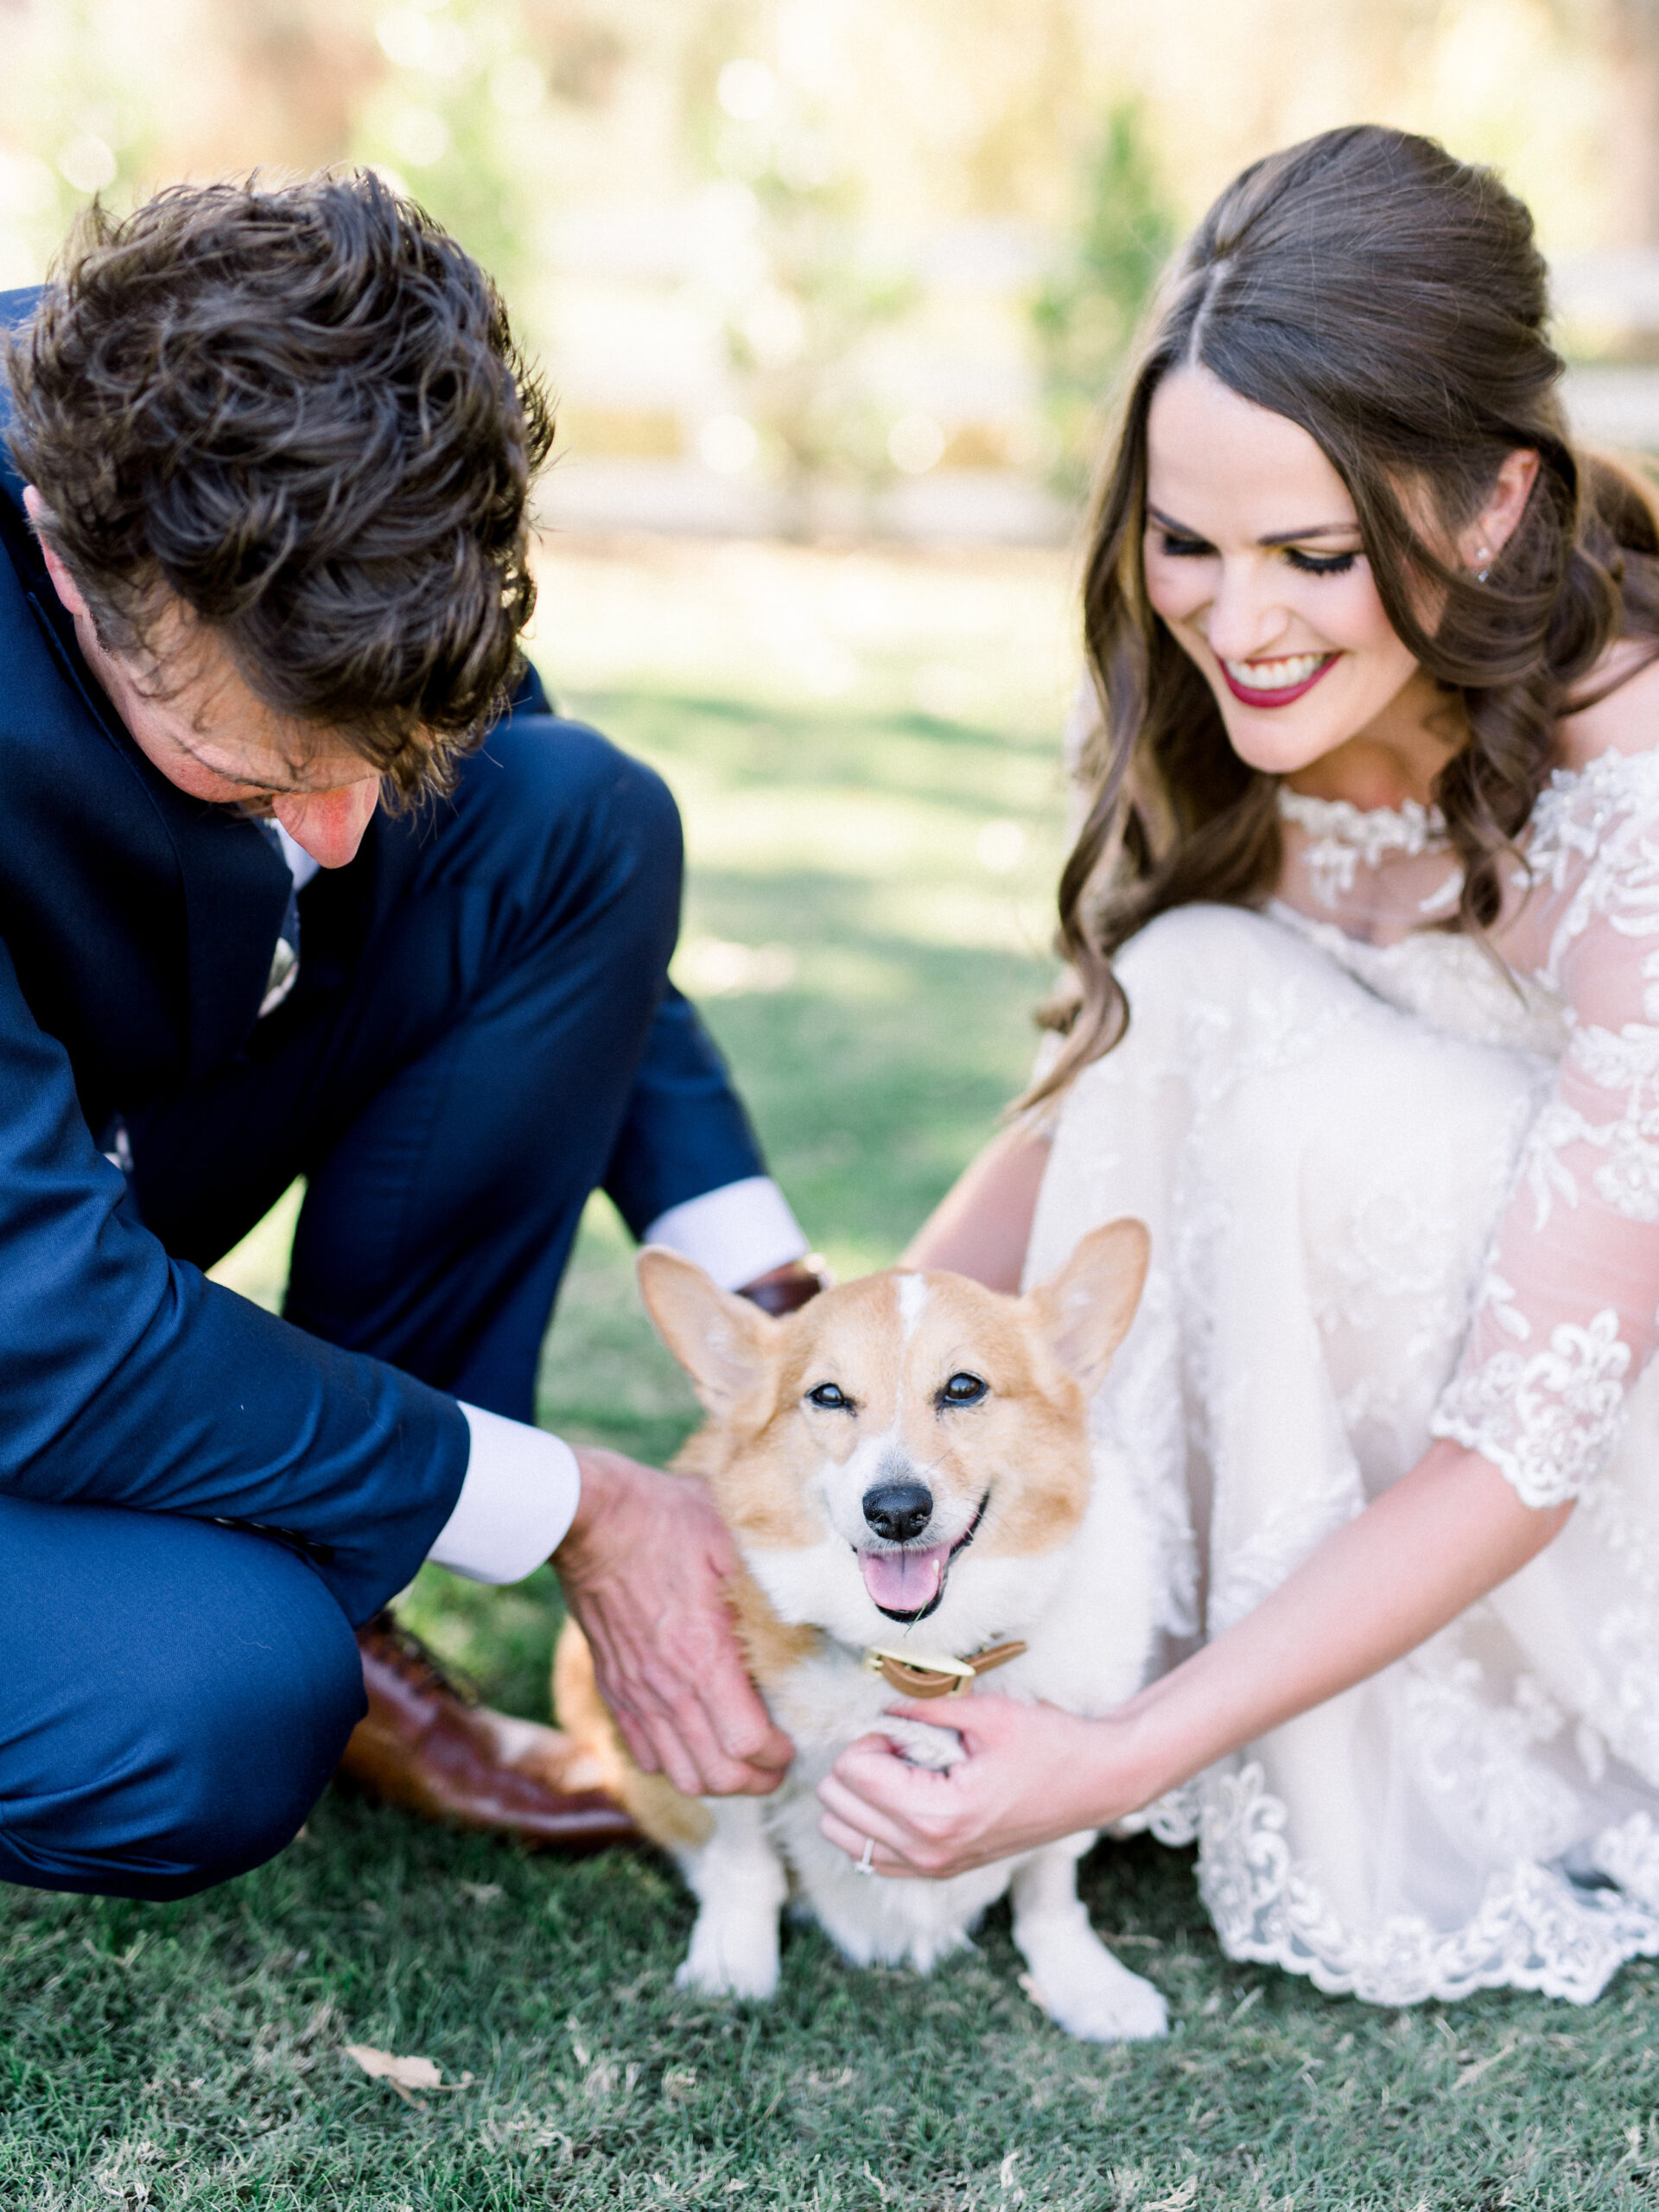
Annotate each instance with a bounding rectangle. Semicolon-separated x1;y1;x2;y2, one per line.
1217;654;1338;709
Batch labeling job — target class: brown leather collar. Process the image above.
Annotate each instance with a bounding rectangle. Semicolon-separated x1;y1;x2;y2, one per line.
861;1639;1029;1699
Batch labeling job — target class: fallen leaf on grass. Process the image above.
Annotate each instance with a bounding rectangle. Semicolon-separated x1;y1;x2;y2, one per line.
346;2045;443;2090
344;2045;474;2107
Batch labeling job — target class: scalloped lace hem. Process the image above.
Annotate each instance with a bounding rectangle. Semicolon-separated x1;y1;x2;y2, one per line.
1188;1764;1659;2005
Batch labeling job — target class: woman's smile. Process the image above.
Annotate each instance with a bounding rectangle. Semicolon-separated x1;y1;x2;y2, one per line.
1218;652;1340;707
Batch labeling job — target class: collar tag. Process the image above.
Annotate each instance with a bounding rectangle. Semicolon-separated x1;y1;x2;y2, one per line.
864;1644;975;1681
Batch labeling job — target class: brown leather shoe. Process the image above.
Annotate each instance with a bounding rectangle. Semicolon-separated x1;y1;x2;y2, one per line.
337;1611;639;1852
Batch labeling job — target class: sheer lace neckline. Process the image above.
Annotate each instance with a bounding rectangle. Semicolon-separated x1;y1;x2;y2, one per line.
1276;786;1450;907
1278;747;1659;845
1276;785;1448;846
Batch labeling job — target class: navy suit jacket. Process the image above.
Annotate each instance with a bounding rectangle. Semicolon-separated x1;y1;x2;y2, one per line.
0;288;759;1621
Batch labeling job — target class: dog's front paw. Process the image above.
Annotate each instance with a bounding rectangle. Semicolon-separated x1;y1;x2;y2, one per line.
1019;1953;1169;2044
879;1717;963;1771
675;1910;780;2002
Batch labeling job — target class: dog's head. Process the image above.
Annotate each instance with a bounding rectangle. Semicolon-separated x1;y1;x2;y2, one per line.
637;1220;1148;1655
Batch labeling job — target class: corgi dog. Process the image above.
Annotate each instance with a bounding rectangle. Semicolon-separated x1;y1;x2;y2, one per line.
553;1219;1167;2043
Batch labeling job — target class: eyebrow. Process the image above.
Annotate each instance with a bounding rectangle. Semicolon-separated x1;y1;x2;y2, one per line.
1146;504;1361;548
163;721;328;797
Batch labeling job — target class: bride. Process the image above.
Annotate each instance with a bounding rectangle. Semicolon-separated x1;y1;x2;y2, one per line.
815;123;1659;2005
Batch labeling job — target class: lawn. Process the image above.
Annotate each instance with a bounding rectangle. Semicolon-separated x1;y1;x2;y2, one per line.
5;537;1659;2210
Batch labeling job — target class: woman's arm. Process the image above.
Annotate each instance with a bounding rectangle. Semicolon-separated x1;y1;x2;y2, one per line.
817;1436;1572;1878
901;1122;1052;1289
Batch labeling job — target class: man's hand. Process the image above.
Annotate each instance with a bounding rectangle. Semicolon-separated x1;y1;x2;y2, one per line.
817;1695;1146;1878
555;1446;793;1799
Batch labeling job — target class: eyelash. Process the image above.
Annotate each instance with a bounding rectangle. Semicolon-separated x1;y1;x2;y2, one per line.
1156;532;1358;578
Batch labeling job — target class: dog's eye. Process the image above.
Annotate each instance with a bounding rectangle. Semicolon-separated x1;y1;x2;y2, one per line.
938;1372;988;1407
807;1381;852;1411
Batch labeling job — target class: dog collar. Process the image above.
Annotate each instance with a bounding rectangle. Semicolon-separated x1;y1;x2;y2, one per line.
861;1639;1028;1699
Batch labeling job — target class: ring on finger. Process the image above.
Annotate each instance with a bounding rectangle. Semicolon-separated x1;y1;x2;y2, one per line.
855;1834;876;1877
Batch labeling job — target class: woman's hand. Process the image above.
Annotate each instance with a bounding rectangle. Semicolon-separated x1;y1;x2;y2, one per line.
555;1446;795;1800
817;1694;1149;1878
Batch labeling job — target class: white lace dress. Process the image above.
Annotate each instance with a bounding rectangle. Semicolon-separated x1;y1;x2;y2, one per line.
1024;746;1659;2005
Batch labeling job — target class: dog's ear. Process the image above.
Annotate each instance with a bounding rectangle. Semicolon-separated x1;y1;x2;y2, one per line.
1025;1217;1149;1392
637;1246;779;1415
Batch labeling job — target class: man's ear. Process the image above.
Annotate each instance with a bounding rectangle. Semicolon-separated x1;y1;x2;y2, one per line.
22;486;89;621
1024;1217;1150;1394
637;1246;780;1416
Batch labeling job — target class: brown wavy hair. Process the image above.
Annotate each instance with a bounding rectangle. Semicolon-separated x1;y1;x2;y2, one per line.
1031;124;1659;1107
6;171;556;801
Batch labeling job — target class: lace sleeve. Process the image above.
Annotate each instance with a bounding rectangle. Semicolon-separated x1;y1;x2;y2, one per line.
1430;759;1659;1506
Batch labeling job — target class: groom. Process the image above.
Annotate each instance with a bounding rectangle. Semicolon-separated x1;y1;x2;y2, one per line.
0;171;814;1900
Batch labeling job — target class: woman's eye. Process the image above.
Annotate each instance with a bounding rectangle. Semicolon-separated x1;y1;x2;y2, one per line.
1156;531;1214;560
938;1372;988;1407
807;1382;850;1410
1283;548;1359;576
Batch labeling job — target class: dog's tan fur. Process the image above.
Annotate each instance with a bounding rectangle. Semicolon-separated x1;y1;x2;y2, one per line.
554;1221;1169;2041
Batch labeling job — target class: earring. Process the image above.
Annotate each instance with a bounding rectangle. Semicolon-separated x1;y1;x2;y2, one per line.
1474;545;1492;584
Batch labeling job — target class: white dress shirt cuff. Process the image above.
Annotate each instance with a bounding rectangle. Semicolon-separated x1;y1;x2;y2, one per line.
427;1403;582;1584
642;1174;809;1290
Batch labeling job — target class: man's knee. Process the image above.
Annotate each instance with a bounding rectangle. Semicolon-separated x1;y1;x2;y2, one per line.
0;1528;364;1903
478;715;684;944
149;1562;365;1897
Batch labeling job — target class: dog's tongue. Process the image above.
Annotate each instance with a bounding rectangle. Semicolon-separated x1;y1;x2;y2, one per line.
859;1541;950;1616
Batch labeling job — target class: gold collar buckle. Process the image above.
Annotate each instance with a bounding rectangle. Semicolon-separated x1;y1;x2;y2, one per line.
861;1640;1028;1700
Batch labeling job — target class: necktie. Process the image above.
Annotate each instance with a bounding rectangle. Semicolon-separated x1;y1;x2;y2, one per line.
255;817;302;1016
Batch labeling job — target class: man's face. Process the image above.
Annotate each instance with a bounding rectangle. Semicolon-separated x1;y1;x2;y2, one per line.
25;486;382;868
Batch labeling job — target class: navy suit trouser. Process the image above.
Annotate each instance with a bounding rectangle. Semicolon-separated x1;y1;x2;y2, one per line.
3;715;761;1900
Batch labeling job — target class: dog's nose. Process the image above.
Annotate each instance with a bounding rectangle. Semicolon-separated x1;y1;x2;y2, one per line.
861;1480;934;1543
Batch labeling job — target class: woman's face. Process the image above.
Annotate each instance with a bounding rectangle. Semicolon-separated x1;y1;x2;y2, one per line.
1142;365;1432;779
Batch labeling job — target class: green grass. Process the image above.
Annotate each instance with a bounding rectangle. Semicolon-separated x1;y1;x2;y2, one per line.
10;1812;1659;2210
9;542;1659;2208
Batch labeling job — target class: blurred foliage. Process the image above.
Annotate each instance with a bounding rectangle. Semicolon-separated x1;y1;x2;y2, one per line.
715;163;919;525
0;0;1651;515
1031;104;1175;501
0;0;1629;264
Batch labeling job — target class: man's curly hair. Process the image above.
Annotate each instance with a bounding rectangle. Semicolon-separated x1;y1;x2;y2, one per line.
5;171;556;800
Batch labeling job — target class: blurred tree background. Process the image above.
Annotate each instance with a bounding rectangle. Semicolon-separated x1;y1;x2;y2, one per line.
5;0;1658;533
1031;103;1175;499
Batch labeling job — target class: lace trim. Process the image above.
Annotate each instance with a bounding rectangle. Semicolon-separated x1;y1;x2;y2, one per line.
1523;745;1659;887
1197;1760;1659;2005
1276;787;1449;908
1430;1307;1632;1506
